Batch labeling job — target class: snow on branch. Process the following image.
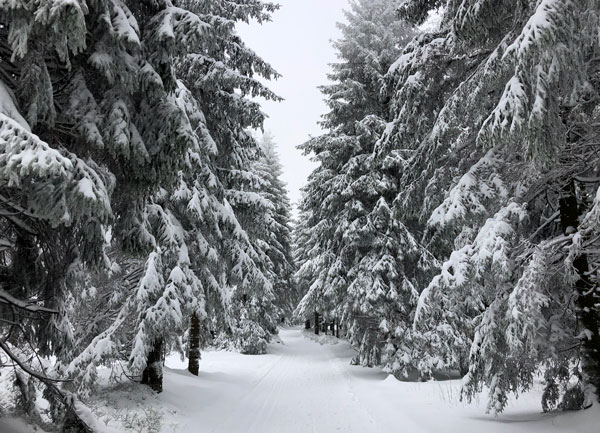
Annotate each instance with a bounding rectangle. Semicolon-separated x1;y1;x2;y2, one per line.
0;289;59;314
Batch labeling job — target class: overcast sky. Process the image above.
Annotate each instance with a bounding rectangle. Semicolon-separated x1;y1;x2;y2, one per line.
237;0;350;215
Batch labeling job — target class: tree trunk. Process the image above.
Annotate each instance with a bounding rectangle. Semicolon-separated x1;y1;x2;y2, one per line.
335;319;340;338
305;319;311;330
141;339;163;393
314;312;319;335
559;180;600;399
458;353;469;377
188;313;201;376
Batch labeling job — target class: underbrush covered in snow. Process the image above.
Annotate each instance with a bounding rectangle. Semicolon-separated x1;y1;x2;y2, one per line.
301;330;341;346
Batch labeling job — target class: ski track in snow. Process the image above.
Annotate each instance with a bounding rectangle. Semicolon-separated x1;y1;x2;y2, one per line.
158;327;599;433
204;329;382;433
154;327;599;433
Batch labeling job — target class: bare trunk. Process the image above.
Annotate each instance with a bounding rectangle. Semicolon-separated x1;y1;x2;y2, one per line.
188;313;201;376
560;180;600;400
314;312;320;335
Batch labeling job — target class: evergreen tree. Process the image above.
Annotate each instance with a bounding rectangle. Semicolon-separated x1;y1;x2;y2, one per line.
0;3;283;427
384;0;600;411
177;0;282;354
0;0;209;425
258;133;297;316
295;0;419;368
67;0;282;393
61;0;220;397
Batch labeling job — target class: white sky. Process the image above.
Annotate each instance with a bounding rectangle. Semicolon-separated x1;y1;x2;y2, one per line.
237;0;350;214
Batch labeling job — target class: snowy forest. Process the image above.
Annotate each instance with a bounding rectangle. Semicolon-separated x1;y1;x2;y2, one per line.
0;0;599;432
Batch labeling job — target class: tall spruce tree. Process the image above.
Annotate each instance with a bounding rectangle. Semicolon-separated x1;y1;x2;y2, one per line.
382;0;600;412
0;0;212;425
295;0;420;370
1;2;283;428
174;1;282;356
258;133;297;316
67;0;282;393
60;0;223;397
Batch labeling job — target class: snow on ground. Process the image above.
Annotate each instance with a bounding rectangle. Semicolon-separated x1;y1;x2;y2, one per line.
0;417;49;433
3;327;599;432
323;338;599;433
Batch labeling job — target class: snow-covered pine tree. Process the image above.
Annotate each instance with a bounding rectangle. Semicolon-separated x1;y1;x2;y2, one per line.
375;14;517;379
387;0;600;411
169;82;223;376
126;80;225;379
64;1;283;399
224;137;279;353
0;1;134;427
295;0;420;366
292;196;318;322
294;130;353;329
258;133;297;316
177;0;282;354
0;0;212;425
60;0;217;397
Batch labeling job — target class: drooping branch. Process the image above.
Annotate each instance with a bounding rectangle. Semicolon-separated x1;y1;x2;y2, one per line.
0;340;67;383
0;340;95;432
0;289;59;314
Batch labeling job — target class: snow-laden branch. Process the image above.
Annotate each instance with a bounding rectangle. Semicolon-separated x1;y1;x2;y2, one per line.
0;288;59;314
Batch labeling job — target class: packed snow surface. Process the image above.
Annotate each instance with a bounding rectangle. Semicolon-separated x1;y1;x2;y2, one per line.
3;327;598;432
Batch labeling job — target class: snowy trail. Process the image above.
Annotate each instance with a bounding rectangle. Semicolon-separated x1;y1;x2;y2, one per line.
83;326;598;433
3;327;596;432
201;328;381;433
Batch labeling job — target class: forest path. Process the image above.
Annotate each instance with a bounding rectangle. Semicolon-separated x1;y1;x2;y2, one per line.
204;327;381;433
161;327;596;433
2;326;598;433
162;326;401;433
